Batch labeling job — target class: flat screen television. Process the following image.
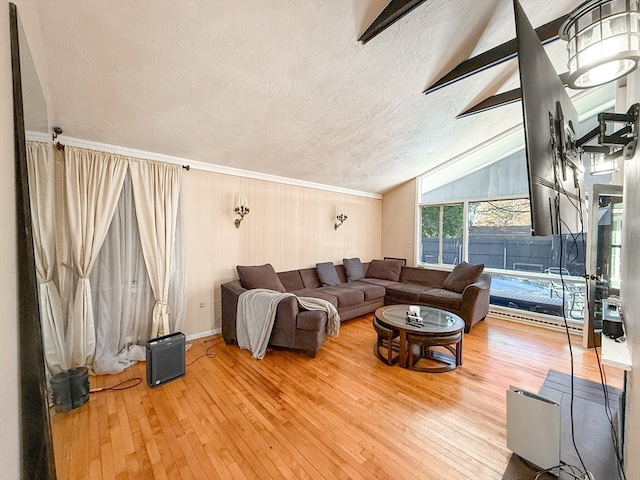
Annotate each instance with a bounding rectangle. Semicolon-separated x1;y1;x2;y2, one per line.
514;0;585;237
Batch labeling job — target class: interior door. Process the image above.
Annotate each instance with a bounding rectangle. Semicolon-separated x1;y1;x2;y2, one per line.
583;184;623;348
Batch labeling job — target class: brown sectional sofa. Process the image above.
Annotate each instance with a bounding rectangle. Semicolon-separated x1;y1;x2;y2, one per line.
221;259;491;357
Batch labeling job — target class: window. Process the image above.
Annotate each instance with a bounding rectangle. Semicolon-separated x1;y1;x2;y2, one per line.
415;107;617;323
420;204;463;265
609;202;623;290
419;197;587;321
469;198;541;272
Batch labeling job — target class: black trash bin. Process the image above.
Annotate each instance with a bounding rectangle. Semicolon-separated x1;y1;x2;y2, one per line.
50;370;72;412
68;366;89;408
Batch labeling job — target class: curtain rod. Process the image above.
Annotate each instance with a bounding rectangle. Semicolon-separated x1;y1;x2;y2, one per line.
51;127;190;170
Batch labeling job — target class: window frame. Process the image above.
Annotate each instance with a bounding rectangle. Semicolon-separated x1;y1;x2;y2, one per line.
418;202;466;266
417;194;527;269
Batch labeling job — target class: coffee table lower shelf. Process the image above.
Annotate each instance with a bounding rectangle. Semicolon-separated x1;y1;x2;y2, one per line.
374;305;465;373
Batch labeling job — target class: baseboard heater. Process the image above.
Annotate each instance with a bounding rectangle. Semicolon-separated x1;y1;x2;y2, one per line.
146;332;186;387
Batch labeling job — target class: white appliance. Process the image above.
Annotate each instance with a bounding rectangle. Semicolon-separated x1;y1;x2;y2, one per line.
506;386;561;472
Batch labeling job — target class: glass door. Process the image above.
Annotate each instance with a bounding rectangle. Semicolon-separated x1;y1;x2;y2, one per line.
583;184;623;348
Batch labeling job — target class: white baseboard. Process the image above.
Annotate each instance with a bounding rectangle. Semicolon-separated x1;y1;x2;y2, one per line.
185;328;221;342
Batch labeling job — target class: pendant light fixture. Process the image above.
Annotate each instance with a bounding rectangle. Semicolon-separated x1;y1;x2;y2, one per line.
559;0;640;89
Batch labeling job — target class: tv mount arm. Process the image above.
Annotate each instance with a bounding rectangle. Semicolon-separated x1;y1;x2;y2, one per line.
576;103;639;161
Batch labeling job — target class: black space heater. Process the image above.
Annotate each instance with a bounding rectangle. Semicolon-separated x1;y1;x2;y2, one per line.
146;332;186;387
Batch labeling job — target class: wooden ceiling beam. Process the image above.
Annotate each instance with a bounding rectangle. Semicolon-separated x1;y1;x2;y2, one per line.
358;0;429;44
456;72;570;118
456;89;522;118
424;14;569;95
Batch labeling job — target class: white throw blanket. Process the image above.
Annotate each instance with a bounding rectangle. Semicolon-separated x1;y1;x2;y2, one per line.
236;288;340;359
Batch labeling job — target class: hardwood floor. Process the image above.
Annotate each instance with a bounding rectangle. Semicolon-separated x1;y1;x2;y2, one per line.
50;315;623;480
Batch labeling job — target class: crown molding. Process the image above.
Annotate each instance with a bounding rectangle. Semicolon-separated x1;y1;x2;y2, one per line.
55;135;382;200
25;130;51;143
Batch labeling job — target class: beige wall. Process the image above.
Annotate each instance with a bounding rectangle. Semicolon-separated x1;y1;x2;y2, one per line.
620;69;639;479
182;170;382;336
380;179;417;266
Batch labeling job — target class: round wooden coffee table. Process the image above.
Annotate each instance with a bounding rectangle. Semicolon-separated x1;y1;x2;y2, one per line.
374;305;465;372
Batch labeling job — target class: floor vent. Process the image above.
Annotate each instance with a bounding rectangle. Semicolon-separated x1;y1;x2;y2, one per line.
489;307;583;335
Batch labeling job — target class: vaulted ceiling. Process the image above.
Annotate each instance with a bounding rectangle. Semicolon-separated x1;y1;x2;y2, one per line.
20;0;610;195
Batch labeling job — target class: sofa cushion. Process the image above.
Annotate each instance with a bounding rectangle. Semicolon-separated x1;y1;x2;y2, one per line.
316;262;341;286
420;288;462;311
291;288;338;308
299;268;322;289
385;282;430;304
341;281;386;301
442;262;485;293
237;263;285;292
360;277;400;288
318;286;364;307
365;259;404;282
399;266;449;287
296;310;327;331
334;264;348;283
278;270;305;292
343;257;365;282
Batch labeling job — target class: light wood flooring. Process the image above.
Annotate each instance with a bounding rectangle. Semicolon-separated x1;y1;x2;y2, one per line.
50;315;624;480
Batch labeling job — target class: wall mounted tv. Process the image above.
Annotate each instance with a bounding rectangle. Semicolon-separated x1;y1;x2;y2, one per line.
514;0;585;237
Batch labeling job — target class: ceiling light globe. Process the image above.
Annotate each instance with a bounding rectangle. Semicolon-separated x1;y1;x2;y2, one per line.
574;58;638;87
560;0;640;89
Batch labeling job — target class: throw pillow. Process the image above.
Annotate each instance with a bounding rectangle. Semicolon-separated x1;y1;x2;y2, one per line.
316;262;341;286
236;263;286;292
365;259;404;282
343;257;364;282
442;262;484;293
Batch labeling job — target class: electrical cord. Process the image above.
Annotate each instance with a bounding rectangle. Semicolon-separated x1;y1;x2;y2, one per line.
557;220;590;478
553;168;627;480
563;178;627;480
593;334;627;480
552;159;589;478
88;337;221;394
90;377;142;393
185;340;221;366
534;462;589;480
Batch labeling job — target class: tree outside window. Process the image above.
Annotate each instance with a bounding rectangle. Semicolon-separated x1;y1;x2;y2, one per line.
420;204;463;264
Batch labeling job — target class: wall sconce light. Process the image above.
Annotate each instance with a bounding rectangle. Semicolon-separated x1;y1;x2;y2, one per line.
234;192;249;228
559;0;640;89
334;205;348;230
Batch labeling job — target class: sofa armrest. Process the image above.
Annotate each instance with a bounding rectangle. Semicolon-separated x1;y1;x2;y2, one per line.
221;279;246;344
459;274;491;332
270;296;300;347
221;282;302;347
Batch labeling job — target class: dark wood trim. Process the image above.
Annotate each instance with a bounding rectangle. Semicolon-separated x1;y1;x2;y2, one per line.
456;72;570;118
456;89;522;118
9;3;57;479
424;14;569;94
358;0;429;44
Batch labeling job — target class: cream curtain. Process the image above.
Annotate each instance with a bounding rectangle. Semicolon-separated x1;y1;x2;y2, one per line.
91;171;186;374
129;159;182;338
65;147;128;368
26;141;68;374
91;173;155;374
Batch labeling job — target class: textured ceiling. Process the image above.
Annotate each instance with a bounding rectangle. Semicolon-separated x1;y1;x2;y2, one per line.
22;0;596;194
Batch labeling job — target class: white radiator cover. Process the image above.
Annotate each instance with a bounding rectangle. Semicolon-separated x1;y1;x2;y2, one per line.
489;306;583;335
